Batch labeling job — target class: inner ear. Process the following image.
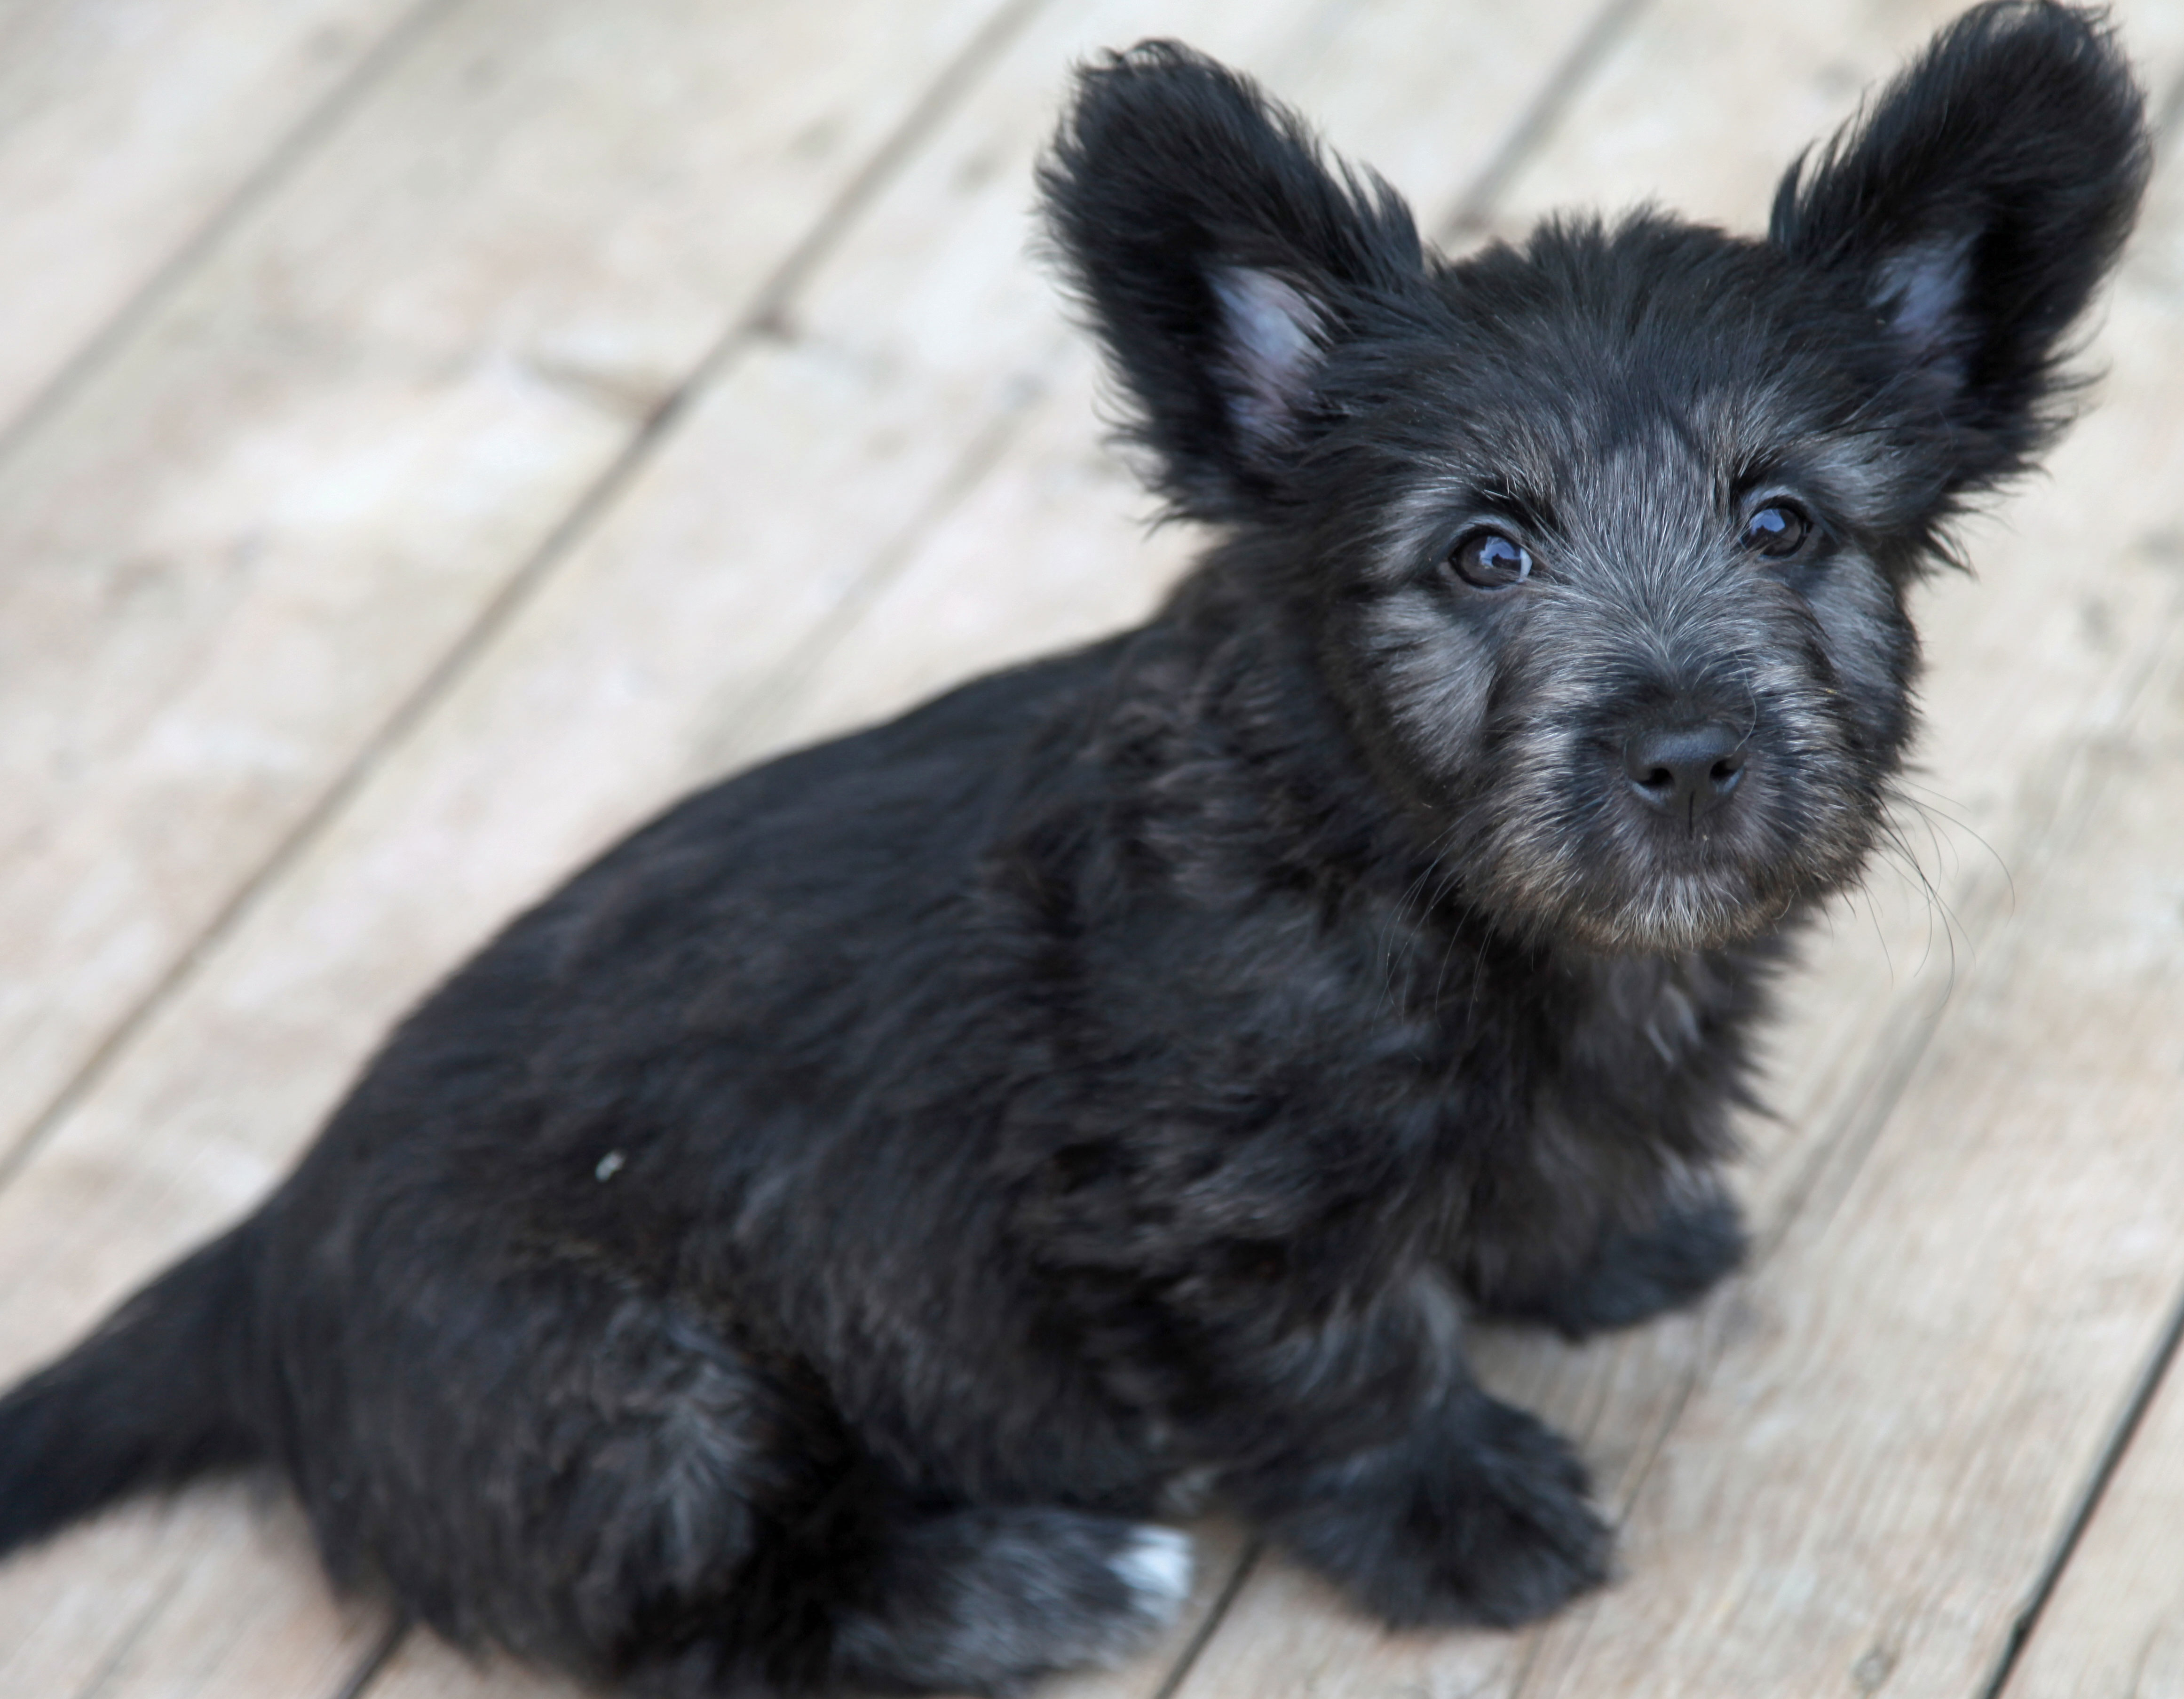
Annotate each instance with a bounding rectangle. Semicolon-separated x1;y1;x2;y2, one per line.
1873;233;1974;376
1210;266;1329;454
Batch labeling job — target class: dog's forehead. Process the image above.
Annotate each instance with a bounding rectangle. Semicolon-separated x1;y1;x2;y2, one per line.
1368;359;1907;595
1518;376;1903;546
1354;224;1920;573
1396;314;1897;531
1395;370;1800;527
1420;220;1865;455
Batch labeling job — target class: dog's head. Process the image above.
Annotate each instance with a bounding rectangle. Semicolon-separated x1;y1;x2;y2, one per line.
1042;3;2147;953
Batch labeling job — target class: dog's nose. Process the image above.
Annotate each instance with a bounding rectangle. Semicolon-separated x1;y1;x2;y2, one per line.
1623;722;1747;819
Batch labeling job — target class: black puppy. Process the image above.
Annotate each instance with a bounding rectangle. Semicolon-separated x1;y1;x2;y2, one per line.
0;5;2150;1694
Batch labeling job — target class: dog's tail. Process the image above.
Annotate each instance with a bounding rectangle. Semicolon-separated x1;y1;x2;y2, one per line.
0;1220;265;1557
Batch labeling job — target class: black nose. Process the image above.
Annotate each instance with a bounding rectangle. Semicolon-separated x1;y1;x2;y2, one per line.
1623;721;1748;819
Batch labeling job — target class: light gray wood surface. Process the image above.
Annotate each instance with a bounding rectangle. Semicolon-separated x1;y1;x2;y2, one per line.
0;0;429;442
2;3;2182;1697
0;0;1013;1179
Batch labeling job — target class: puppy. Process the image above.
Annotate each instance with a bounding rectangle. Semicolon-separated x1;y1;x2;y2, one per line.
0;4;2149;1694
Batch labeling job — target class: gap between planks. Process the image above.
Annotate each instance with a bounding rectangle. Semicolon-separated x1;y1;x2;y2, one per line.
1977;1285;2184;1699
331;1620;411;1699
1146;1544;1266;1699
1435;0;1650;242
0;0;458;474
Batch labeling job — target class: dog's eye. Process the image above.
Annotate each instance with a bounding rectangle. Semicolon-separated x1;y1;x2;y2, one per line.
1742;503;1812;558
1449;530;1533;589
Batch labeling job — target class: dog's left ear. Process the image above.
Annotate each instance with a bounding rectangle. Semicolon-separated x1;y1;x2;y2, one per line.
1040;42;1425;524
1770;0;2150;492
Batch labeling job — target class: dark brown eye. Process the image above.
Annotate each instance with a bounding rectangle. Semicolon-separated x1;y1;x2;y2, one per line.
1449;529;1533;588
1742;503;1812;558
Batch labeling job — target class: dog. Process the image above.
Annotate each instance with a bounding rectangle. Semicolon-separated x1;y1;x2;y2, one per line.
0;4;2150;1694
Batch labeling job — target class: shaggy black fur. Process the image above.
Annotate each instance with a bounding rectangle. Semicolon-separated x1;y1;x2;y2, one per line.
0;5;2150;1693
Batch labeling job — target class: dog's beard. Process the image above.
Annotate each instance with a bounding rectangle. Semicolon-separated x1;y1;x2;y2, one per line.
1480;839;1825;953
1456;722;1879;955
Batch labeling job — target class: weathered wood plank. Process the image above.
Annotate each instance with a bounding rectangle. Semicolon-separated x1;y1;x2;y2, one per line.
0;0;424;442
1966;72;2184;1699
0;0;1016;1181
0;4;1620;1697
1171;3;2184;1695
0;1487;395;1699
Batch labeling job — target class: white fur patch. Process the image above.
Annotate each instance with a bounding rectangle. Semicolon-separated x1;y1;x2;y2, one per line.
1111;1526;1195;1618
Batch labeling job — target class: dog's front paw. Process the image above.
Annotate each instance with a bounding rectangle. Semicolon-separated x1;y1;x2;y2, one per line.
1486;1188;1747;1341
1270;1397;1610;1628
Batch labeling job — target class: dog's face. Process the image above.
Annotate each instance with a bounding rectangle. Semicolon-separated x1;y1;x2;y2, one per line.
1323;230;1924;951
1044;8;2147;953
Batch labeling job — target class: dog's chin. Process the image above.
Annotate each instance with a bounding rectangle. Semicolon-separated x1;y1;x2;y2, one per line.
1478;838;1845;957
1549;874;1793;956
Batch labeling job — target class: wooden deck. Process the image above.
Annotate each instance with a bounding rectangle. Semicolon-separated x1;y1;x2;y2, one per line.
3;1;2184;1694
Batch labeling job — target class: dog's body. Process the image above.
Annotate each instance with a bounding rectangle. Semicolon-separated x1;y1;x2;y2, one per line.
0;6;2150;1696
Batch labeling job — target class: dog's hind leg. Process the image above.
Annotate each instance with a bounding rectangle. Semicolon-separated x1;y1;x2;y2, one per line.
264;1240;1190;1696
617;1480;1197;1696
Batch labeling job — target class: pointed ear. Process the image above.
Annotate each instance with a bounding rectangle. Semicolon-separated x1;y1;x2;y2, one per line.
1770;2;2150;493
1039;42;1424;522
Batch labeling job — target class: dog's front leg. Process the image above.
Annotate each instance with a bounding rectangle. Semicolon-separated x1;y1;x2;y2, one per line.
1162;1272;1613;1628
1229;1371;1610;1628
1014;1109;1609;1623
1467;1183;1747;1342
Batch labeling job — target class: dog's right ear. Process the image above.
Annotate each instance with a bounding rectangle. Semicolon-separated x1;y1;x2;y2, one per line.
1040;43;1424;523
